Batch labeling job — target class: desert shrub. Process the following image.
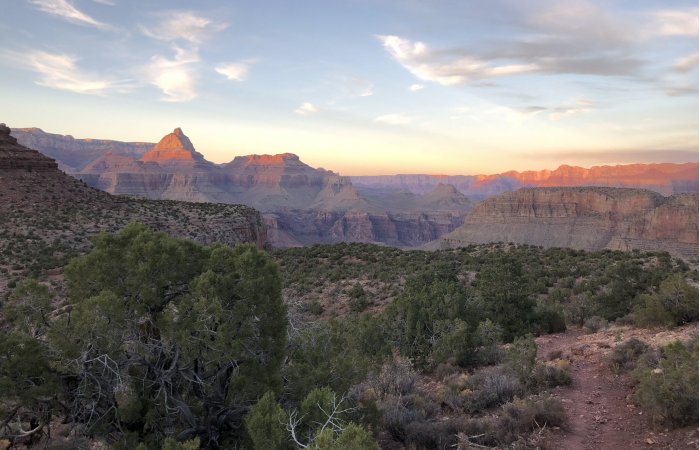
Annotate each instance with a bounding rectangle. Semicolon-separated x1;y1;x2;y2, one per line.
380;396;425;441
367;355;417;398
465;366;523;413
308;301;323;316
506;335;537;385
583;315;608;333
314;423;378;450
497;395;567;442
633;339;698;427
404;420;460;449
533;304;567;334
284;315;389;403
531;363;572;388
634;275;698;327
473;319;504;365
610;338;651;373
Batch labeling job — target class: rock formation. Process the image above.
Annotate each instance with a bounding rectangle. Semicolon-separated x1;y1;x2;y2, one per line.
0;123;58;171
439;187;698;260
0;123;267;250
11;127;152;172
14;125;697;252
352;163;699;198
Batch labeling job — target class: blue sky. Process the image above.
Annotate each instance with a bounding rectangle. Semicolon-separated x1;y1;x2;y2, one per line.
0;0;697;174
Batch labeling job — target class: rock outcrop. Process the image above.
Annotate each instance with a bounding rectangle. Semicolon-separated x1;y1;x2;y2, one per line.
0;123;58;171
439;187;698;260
18;126;696;253
11;127;152;172
352;163;699;198
0;123;268;250
62;128;473;247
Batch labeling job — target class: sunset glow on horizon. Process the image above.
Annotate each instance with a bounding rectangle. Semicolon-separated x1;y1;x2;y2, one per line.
1;0;697;175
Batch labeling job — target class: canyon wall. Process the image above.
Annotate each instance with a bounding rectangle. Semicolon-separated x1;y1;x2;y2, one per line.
352;163;699;198
12;127;153;172
0;123;268;250
440;187;698;260
265;209;465;248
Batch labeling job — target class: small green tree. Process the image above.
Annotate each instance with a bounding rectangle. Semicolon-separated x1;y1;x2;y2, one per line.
5;279;52;338
46;223;286;448
245;392;289;450
635;274;698;327
476;257;535;341
507;334;537;387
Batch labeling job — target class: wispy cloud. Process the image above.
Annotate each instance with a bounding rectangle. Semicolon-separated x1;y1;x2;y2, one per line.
295;102;319;115
9;49;128;94
409;83;424;92
29;0;110;29
140;11;228;45
374;113;414;125
148;47;198;102
651;9;699;37
548;99;595;121
215;61;254;81
674;53;699;72
141;11;228;102
379;4;697;88
379;35;536;86
664;84;698;97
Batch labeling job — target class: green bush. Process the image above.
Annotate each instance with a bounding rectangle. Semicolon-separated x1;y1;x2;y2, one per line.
531;363;572;388
610;338;652;373
634;275;698;327
245;392;289;450
633;339;698;427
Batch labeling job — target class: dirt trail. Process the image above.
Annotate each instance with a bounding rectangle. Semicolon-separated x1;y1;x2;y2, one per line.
536;325;698;450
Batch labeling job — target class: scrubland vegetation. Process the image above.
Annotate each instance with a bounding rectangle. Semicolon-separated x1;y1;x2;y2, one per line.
0;229;697;449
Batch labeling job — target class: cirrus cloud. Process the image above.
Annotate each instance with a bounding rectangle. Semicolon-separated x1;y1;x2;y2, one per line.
29;0;111;29
215;61;254;81
7;49;129;94
294;102;319;115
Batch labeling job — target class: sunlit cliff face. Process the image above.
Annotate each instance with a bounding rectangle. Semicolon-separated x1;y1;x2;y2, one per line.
140;128;206;163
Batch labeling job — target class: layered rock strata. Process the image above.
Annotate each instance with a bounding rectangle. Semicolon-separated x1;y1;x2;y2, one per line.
0;123;268;250
440;187;698;260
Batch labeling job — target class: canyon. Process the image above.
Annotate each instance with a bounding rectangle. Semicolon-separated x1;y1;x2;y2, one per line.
10;126;699;253
438;187;698;260
13;127;473;248
351;163;699;198
0;122;268;281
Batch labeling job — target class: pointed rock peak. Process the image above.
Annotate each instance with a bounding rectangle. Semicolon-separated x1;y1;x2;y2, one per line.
141;127;204;163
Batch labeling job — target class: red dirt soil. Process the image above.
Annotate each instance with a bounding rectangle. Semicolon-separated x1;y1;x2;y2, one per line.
536;325;698;450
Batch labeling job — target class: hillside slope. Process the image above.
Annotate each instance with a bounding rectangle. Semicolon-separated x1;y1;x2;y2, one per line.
0;123;267;296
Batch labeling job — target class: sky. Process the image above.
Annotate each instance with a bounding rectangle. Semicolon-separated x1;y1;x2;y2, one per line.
0;0;698;175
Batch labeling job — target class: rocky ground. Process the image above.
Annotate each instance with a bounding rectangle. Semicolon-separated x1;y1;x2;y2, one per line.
537;324;698;450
